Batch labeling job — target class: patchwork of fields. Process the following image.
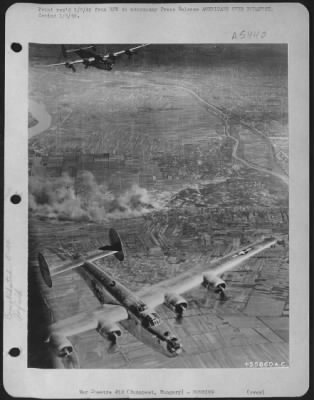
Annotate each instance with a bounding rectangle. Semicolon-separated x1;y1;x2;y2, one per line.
28;44;289;369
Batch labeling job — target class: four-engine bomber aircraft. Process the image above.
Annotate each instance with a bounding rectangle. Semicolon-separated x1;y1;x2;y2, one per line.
38;229;277;367
46;44;149;72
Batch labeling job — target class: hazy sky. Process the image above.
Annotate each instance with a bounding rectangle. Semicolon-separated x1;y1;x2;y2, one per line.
29;44;287;71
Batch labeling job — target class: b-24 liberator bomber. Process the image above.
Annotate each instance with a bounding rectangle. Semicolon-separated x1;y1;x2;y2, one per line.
45;44;149;72
37;229;277;368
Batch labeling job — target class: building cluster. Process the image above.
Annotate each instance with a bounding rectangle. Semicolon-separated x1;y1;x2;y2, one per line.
97;206;288;260
29;135;234;191
171;175;288;209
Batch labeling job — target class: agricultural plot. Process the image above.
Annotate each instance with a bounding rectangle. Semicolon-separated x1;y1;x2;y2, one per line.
29;68;222;157
28;44;289;369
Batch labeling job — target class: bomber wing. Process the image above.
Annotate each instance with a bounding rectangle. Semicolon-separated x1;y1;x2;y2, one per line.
102;43;150;60
43;44;149;71
49;304;128;338
44;58;93;72
46;59;88;66
45;303;128;362
136;237;277;310
48;237;276;337
42;235;276;363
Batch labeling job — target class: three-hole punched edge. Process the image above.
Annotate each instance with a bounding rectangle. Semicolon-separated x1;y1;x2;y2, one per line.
8;193;22;358
10;194;21;204
9;347;20;357
8;42;26;361
9;44;23;203
11;43;22;52
9;44;22;201
9;44;22;204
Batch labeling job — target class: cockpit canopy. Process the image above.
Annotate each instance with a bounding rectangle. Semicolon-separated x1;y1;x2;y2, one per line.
141;310;161;327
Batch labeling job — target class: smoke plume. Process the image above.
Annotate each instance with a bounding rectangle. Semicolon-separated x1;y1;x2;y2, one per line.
29;171;165;222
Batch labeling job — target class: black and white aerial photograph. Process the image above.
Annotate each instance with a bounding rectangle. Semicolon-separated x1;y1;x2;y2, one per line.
28;43;289;369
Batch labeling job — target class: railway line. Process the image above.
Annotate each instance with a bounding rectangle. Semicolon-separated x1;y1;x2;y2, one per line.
154;81;289;187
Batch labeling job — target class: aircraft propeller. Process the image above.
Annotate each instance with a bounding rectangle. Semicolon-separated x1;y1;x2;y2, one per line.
175;313;184;325
125;49;137;59
61;351;80;369
65;62;76;72
107;341;119;354
108;53;116;63
218;290;228;302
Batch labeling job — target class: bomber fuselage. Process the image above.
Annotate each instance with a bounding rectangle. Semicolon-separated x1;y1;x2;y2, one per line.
78;261;182;355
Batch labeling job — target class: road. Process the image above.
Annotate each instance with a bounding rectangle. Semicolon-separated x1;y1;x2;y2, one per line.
226;120;289;186
29;76;288;187
168;84;289;187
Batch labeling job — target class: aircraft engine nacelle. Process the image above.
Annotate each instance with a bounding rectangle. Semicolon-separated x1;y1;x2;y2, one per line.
49;334;73;358
202;272;226;293
104;62;113;71
164;292;188;317
83;59;92;69
64;62;76;72
108;54;116;63
125;49;136;59
96;320;122;343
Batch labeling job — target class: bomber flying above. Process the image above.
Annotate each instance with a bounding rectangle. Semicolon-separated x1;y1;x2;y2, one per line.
45;44;150;72
37;228;277;367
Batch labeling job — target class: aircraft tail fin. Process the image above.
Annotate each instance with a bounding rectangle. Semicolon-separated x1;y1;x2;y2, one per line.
38;252;53;288
99;228;125;261
38;228;124;288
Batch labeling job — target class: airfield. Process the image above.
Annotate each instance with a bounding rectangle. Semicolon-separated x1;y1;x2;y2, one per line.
28;44;289;368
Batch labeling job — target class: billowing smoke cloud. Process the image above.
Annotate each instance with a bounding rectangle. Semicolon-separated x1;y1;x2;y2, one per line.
29;171;166;222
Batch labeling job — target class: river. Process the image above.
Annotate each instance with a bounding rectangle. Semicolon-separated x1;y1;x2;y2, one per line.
29;100;52;139
170;84;289;187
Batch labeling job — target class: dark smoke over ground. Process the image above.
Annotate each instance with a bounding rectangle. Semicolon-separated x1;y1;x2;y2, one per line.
29;171;167;222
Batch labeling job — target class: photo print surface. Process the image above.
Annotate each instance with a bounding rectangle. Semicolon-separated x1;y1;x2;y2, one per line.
28;43;289;369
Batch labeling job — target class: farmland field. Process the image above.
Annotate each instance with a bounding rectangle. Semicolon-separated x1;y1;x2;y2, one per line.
28;44;289;369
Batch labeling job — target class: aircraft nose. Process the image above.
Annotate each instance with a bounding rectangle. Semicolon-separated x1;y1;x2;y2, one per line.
166;337;183;355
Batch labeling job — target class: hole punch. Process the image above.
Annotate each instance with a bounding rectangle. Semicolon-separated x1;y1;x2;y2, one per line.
9;347;20;357
11;42;22;53
10;194;21;204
